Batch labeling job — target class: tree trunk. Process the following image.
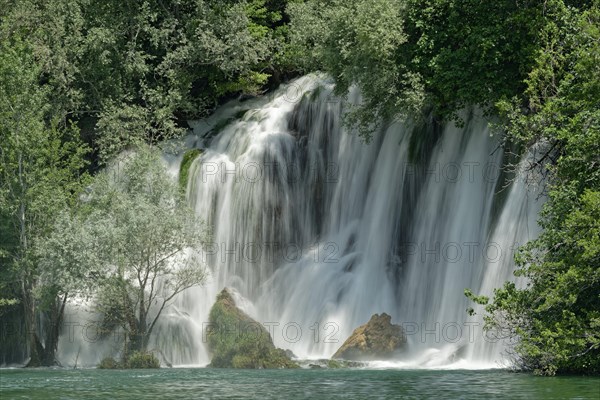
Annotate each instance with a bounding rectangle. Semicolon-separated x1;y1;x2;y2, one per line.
127;319;148;354
128;285;149;354
18;151;44;368
23;289;68;367
25;333;45;368
22;280;42;367
40;294;68;366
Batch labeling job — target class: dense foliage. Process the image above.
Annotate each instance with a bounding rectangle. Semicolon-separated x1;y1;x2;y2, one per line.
1;0;295;162
287;0;551;137
98;351;160;369
474;4;600;375
0;38;89;366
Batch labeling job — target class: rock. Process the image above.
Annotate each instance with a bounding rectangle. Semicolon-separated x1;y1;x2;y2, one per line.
284;349;297;359
296;358;367;369
179;148;202;189
332;313;406;361
207;288;298;369
327;359;365;368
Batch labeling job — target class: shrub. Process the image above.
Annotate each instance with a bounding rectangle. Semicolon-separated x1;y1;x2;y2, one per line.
126;351;160;369
97;357;121;369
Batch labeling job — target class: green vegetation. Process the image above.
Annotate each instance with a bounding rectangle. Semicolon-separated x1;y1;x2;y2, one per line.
287;0;423;138
86;147;208;355
467;4;600;376
98;351;160;369
0;38;90;366
287;0;549;138
98;357;121;370
0;0;298;163
4;145;209;364
126;352;161;369
179;149;203;190
207;289;298;369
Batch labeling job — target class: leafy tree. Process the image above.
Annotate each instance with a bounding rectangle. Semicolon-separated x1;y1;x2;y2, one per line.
469;2;600;375
406;0;552;123
1;0;296;162
85;147;208;355
286;0;552;137
32;209;107;363
288;0;424;139
0;38;89;366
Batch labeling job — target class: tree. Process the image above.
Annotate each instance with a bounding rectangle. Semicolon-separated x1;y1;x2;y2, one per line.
287;0;424;139
0;0;295;163
403;0;547;120
86;147;208;356
32;209;106;364
469;2;600;375
286;0;553;138
0;38;89;366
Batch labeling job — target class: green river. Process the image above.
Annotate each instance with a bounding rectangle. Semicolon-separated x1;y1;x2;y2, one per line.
1;368;598;399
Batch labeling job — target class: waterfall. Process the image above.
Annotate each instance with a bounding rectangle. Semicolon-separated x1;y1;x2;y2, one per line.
169;74;543;367
58;74;542;368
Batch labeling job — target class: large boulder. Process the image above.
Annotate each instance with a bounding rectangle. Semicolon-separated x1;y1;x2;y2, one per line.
332;313;406;361
206;288;298;369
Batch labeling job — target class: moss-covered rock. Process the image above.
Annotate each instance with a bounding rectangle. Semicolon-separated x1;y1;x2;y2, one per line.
332;313;406;361
207;288;298;369
179;148;202;189
326;359;344;369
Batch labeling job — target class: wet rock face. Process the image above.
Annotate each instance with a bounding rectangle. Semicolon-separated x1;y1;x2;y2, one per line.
207;288;298;369
332;313;406;361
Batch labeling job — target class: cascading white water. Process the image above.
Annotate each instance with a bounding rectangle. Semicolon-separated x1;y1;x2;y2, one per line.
158;74;542;367
58;74;542;368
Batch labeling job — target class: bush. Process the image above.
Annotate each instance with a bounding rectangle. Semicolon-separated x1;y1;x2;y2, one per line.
97;357;121;369
126;351;161;369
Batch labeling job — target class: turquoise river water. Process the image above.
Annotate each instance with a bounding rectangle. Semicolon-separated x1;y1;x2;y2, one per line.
1;368;598;399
